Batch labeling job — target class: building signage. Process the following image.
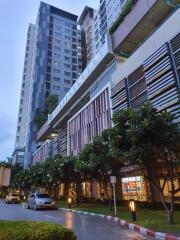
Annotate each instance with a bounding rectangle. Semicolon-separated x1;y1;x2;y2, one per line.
122;176;141;183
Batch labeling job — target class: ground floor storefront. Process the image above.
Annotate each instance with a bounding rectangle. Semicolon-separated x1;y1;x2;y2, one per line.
58;165;180;205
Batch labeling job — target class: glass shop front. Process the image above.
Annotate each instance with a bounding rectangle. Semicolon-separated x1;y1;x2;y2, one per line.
122;176;148;201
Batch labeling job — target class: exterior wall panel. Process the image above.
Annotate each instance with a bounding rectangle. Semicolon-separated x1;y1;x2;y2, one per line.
68;88;111;155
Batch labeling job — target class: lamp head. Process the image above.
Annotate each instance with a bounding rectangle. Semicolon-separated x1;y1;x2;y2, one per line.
129;199;135;212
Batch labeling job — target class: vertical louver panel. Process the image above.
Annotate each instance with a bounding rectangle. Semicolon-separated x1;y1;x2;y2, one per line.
111;78;129;112
127;65;147;108
68;88;111;155
58;125;67;155
144;42;180;123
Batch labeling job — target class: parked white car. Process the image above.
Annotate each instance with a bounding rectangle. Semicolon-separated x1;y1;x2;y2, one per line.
27;193;56;210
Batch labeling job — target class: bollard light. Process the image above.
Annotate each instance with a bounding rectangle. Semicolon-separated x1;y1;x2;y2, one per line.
67;197;72;209
129;199;137;221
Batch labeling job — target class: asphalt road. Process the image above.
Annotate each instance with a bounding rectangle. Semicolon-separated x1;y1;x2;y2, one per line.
0;200;153;240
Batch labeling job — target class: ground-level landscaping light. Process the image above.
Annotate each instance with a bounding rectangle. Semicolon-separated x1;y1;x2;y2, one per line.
129;199;137;221
67;197;72;209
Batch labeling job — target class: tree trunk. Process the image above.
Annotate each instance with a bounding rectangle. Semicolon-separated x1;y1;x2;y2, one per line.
75;180;82;207
102;178;112;209
168;210;174;224
64;183;69;199
169;169;175;224
159;190;168;212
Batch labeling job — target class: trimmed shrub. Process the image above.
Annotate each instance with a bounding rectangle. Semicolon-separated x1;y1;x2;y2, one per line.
109;0;137;34
0;221;76;240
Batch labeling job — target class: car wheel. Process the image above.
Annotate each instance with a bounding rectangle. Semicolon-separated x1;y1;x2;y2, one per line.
34;204;37;211
26;202;30;209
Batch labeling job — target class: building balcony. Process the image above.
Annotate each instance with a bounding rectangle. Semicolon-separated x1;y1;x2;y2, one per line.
111;0;178;56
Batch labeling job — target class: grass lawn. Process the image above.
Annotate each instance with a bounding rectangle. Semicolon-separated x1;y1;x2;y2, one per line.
0;220;76;240
57;201;180;235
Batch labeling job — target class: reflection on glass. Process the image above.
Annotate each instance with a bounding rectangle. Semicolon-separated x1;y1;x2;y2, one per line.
65;212;73;229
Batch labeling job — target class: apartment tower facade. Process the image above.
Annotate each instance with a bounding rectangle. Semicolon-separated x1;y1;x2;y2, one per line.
24;2;80;167
12;23;35;167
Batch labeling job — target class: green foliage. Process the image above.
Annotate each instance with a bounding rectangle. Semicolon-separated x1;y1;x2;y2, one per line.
0;221;76;240
112;103;179;166
112;103;180;223
0;161;11;168
33;95;58;130
46;94;58;114
33;108;47;129
79;129;123;200
109;0;137;34
10;164;23;186
80;129;122;179
12;155;83;202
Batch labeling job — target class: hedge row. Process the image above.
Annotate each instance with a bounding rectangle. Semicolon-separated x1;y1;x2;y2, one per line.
109;0;137;34
0;221;76;240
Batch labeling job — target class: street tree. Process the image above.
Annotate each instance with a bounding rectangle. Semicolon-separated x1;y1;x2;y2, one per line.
60;156;83;207
79;129;122;201
112;103;180;224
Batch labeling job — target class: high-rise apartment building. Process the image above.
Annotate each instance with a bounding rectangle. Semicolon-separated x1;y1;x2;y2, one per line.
106;0;128;27
23;2;79;167
12;24;35;167
78;0;128;67
78;7;97;68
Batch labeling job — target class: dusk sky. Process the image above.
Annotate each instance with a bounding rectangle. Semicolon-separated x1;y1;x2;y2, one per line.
0;0;98;161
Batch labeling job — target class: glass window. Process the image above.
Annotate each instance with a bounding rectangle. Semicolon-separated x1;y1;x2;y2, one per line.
54;69;60;74
53;85;60;90
55;25;61;31
54;53;60;58
55;32;61;37
64;71;70;76
64;79;71;84
65;29;71;34
73;72;77;79
53;77;60;82
64;87;70;92
54;46;61;51
54;60;61;67
64;63;70;68
36;194;50;198
65;49;71;54
54;38;61;44
65;35;71;40
65;22;71;27
65;56;70;61
65;42;71;48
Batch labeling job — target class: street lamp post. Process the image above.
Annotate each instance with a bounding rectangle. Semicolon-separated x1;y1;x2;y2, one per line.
67;197;72;209
110;176;117;215
129;199;137;221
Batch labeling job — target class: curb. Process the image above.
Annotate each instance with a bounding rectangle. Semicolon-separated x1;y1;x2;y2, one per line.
58;208;180;240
